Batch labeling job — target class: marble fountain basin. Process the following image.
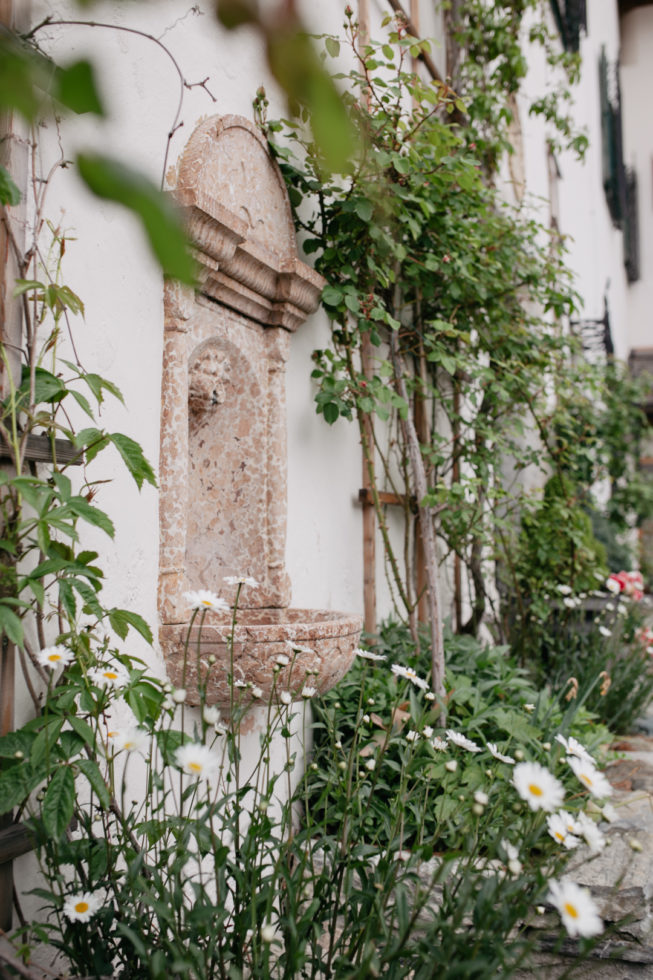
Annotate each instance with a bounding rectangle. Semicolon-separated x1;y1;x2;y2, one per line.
161;608;363;707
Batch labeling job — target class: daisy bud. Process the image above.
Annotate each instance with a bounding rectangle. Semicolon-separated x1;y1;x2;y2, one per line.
261;924;275;943
445;760;458;772
514;749;524;761
172;688;187;704
472;802;484;816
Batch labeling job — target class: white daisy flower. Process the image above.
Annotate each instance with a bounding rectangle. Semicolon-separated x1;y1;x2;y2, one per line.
406;730;419;743
501;841;522;875
567;756;612;798
432;737;448;751
286;641;315;656
446;730;481;753
524;703;535;713
601;802;618;823
172;688;187;703
444;759;458;772
548;879;603;938
234;679;247;689
37;646;74;670
487;743;515;765
184;590;229;612
251;686;263;698
391;664;429;690
301;685;317;698
203;705;221;726
562;597;577;609
474;790;489;806
175;742;220;781
354;648;386;661
513;761;565;812
88;662;130;690
110;727;150;755
557;584;573;595
575;811;606;854
276;654;290;667
546;811;581;849
554;734;595;765
425;691;436;701
224;575;259;587
423;725;434;739
598;625;612;638
63;890;103;922
279;691;292;705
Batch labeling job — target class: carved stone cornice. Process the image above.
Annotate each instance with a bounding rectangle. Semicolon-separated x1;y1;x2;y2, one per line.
174;116;324;332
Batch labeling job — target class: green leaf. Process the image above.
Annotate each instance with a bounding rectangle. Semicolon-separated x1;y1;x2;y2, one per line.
321;285;343;307
0;764;29;813
325;37;340;58
76;154;196;284
67;497;115;538
55;60;104;116
109;433;157;490
323;402;339;424
42;766;75;838
19;366;66;405
0;165;20;206
354;199;373;222
67;717;96;750
76;758;110;808
108;608;153;645
0;603;24;646
31;718;64;769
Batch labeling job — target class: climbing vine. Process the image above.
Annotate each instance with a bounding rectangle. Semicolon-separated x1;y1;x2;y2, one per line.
261;6;650;664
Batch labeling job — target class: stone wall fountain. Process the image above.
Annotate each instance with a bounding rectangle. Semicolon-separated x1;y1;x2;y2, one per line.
158;114;362;705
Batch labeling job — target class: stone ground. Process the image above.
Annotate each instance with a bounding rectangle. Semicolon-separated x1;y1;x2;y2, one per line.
516;708;653;979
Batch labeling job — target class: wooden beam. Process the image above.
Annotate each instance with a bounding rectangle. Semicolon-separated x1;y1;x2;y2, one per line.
358;487;415;509
0;823;34;866
0;433;81;466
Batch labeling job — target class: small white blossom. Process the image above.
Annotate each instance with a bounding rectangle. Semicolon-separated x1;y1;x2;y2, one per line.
548;879;603;938
110;727;150;755
513;761;565;812
251;686;263;698
445;759;458;772
554;734;595;765
88;662;130;690
286;641;315;656
425;691;436;701
391;663;429;690
260;923;275;943
172;688;187;704
37;646;74;670
175;742;220;781
567;756;612;799
432;737;448;751
203;705;221;725
184;590;229;612
546;811;581;849
474;790;489;806
598;625;612;638
557;584;573;596
487;743;515;765
354;647;386;661
224;575;259;588
276;654;290;667
446;730;481;753
234;679;247;689
279;691;292;705
301;685;317;699
63;890;103;922
575;811;606;854
406;731;419;742
524;703;535;713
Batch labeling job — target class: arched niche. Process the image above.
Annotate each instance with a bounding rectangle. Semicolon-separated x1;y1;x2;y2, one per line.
158;115;362;705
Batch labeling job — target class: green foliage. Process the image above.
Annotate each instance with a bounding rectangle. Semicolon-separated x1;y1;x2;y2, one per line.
4;611;613;979
0;26;193;285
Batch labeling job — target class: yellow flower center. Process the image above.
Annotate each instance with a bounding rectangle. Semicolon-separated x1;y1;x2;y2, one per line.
104;671;118;680
201;600;212;606
581;774;593;787
563;902;579;919
188;762;203;772
528;783;543;797
124;742;134;750
74;901;89;914
555;832;564;841
48;653;62;662
107;731;118;738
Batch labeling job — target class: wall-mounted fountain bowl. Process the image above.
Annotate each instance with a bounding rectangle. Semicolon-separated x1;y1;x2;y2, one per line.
160;608;363;707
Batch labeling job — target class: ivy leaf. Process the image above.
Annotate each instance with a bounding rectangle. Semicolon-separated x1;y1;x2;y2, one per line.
109;433;157;490
0;165;20;206
76;154;196;284
42;766;75;839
